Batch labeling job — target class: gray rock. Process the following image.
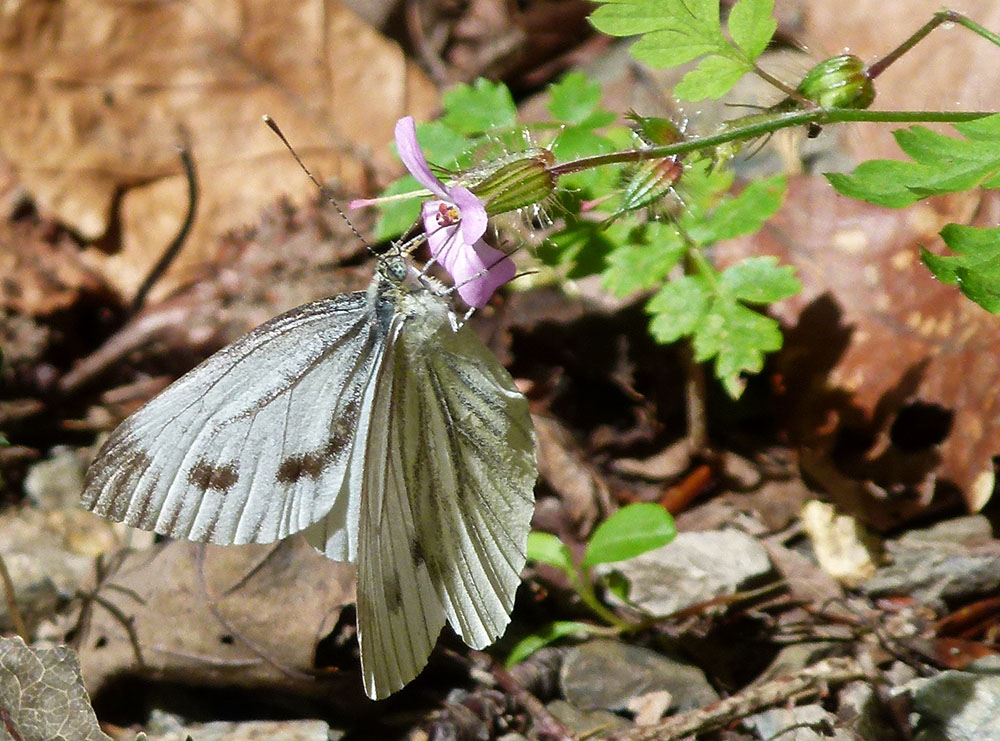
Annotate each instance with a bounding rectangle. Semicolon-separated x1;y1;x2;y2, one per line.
896;516;994;548
863;545;1000;604
838;681;896;741
746;704;850;740
560;639;719;713
545;699;630;735
600;529;773;617
908;671;1000;741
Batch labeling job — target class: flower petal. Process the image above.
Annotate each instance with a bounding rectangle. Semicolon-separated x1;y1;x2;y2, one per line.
452;240;517;308
450;186;488;244
422;200;463;266
395;117;450;200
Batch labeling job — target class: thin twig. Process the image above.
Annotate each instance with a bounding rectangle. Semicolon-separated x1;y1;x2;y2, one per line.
0;552;30;642
607;657;868;741
130;135;199;314
483;652;574;741
86;591;147;668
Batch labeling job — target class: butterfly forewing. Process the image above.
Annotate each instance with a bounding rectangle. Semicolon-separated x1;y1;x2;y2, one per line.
83;291;384;547
352;291;536;699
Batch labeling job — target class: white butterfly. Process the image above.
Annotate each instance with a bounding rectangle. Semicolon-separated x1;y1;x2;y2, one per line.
82;251;537;700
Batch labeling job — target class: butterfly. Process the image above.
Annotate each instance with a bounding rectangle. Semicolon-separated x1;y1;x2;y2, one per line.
82;248;537;700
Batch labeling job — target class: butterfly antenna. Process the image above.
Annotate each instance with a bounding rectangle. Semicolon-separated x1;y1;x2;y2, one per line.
263;115;370;249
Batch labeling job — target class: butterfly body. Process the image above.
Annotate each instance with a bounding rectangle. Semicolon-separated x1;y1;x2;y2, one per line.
83;256;536;699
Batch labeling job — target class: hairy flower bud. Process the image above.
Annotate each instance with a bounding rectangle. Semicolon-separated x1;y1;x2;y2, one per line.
465;149;557;217
615;157;684;218
626;110;684;146
796;54;875;110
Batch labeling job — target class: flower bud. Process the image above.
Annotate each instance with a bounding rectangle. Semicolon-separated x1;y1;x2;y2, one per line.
796;54;875;110
614;157;684;218
626;110;683;146
466;149;557;217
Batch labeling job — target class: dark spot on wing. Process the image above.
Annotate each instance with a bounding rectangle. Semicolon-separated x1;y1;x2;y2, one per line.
188;460;239;493
275;398;360;484
276;452;325;484
410;538;426;568
384;571;403;611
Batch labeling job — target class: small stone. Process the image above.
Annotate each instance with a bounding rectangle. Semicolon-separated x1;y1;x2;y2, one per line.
907;671;1000;740
545;699;630;735
746;704;850;740
560;639;719;713
800;500;880;586
600;529;773;616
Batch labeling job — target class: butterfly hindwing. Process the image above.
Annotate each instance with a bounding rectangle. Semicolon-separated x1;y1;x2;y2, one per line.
83;291;383;548
354;291;536;699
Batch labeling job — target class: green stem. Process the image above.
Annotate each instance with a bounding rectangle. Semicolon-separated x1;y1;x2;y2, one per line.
751;61;814;108
571;564;635;632
867;10;1000;80
547;109;997;178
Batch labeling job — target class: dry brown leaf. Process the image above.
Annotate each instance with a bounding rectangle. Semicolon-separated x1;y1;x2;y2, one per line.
0;219;105;316
0;0;436;301
0;637;111;741
717;176;1000;516
77;538;361;707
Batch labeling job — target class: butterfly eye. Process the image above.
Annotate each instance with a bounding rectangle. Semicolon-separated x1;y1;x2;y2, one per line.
377;255;407;282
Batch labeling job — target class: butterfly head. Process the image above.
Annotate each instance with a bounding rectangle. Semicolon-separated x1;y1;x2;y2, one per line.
377;254;408;284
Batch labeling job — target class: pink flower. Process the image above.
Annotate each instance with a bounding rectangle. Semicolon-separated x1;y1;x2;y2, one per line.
355;117;516;308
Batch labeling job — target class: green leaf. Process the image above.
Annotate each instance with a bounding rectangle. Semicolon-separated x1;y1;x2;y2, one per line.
727;0;775;59
548;72;604;125
826;161;922;208
647;275;711;344
583;502;677;566
440;79;518;133
591;0;732;70
674;54;750;101
718;256;800;304
826;114;1000;208
527;531;575;574
370;177;421;242
685;175;786;242
601;222;685;296
540;218;617;278
921;224;1000;312
505;621;600;666
693;298;783;397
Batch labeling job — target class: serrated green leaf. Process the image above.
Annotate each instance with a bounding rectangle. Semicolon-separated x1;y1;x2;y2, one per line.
440;79;517;133
602;222;685;296
686;175;785;242
527;532;575;574
647;275;711;343
825;161;923;208
583;503;677;566
505;621;600;666
693;299;782;398
826;115;1000;209
921;224;1000;312
675;54;750;101
727;0;775;59
718;256;800;304
954;112;1000;141
591;0;733;70
548;72;604;125
630;32;723;67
